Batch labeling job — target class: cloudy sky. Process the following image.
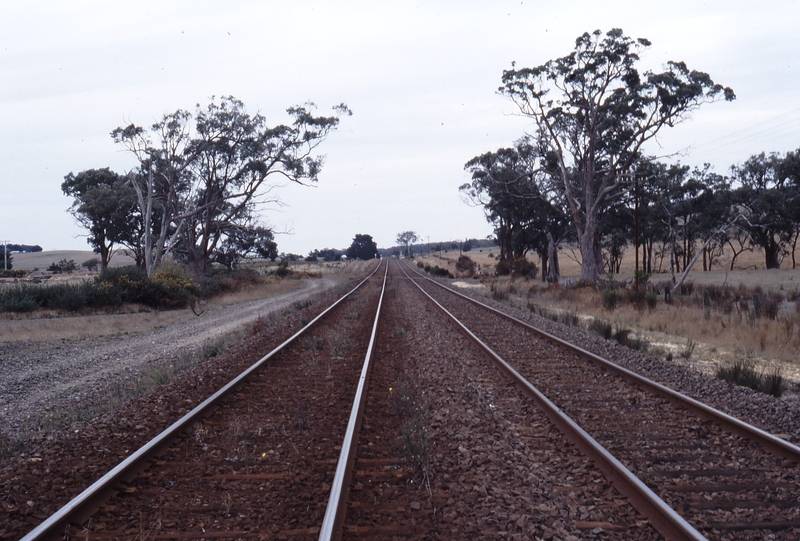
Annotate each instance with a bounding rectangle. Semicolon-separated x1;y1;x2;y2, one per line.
2;1;799;255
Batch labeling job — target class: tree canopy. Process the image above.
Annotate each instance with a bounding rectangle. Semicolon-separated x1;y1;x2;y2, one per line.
395;231;418;258
112;96;351;277
499;29;734;281
346;234;379;260
61;167;139;271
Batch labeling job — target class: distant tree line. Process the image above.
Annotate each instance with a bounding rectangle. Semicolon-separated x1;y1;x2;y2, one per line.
1;244;43;253
62;96;350;278
465;28;736;283
463;141;800;283
459;28;800;286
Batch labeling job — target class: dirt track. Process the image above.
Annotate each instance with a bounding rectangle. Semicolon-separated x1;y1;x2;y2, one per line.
0;278;337;437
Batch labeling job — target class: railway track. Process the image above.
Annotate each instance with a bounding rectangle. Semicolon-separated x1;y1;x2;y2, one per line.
401;261;800;540
14;258;799;540
20;262;388;540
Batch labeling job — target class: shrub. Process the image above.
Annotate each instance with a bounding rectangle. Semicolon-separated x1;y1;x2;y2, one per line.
511;258;538;279
429;265;453;278
148;264;199;309
626;289;647;309
42;281;94;312
48;259;78;273
0;285;40;312
495;259;511;276
589;318;613;340
717;359;786;398
82;258;100;272
717;358;762;392
455;255;476;276
274;259;291;277
645;291;658;309
602;289;622;310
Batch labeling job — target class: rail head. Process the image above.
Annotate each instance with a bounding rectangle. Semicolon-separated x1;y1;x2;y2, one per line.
21;260;386;541
319;261;389;541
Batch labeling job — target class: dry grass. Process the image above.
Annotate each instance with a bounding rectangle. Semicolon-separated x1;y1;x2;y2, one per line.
506;280;800;388
418;244;800;295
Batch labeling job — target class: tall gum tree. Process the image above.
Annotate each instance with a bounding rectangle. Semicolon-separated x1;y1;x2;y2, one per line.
500;28;735;282
113;96;351;277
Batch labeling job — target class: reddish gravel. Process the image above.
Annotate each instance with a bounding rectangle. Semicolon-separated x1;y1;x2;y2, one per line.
340;263;660;540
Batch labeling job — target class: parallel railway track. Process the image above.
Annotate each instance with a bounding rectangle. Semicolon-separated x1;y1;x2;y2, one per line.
401;261;800;539
14;259;800;540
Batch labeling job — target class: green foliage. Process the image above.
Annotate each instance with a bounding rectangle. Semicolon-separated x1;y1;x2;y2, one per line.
602;289;622;310
717;358;763;392
149;264;200;308
589;318;614;340
494;259;511;276
48;259;78;273
0;264;199;313
423;264;453;278
346;233;378;260
455;255;476;276
511;257;538;279
82;258;100;272
717;358;785;398
273;259;291;277
0;285;40;312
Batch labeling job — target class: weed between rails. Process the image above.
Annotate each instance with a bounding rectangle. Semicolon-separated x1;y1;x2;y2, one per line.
389;377;434;494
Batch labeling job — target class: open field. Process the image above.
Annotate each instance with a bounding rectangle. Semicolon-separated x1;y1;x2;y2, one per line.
10;250;135;271
423;245;800;294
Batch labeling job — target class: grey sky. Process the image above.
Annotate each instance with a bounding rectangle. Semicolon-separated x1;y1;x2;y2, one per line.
2;1;799;255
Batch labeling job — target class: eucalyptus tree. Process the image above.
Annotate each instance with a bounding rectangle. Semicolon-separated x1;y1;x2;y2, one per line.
462;138;571;281
396;231;419;259
61;168;140;272
500;28;734;281
113;96;350;276
731;152;797;269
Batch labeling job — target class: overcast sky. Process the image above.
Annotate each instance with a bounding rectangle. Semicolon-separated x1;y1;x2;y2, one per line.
2;1;799;255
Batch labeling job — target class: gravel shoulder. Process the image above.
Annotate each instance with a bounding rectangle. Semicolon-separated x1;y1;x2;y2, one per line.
0;278;337;437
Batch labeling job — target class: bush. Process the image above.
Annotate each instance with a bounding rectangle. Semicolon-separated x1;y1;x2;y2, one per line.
48;259;78;273
41;281;94;311
0;285;40;312
455;255;476;276
602;289;622;310
495;259;511;276
626;289;647;309
428;265;453;278
273;259;291;277
717;358;762;392
511;258;537;279
148;264;199;309
589;318;613;340
717;359;786;398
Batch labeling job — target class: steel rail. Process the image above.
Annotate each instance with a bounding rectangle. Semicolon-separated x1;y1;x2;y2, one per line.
399;262;707;541
404;263;800;464
21;260;386;541
318;261;388;541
